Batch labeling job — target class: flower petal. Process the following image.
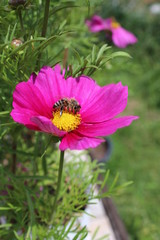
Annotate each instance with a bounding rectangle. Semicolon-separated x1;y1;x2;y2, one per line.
59;132;104;150
112;27;138;48
10;109;40;130
28;72;37;84
32;65;67;108
65;75;100;108
31;116;66;137
12;81;51;118
77;116;139;137
81;82;128;122
86;15;106;32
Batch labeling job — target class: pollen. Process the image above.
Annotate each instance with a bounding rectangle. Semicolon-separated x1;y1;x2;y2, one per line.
52;110;81;132
111;21;120;29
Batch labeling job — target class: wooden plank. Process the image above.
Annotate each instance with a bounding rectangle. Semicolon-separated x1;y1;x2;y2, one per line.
98;174;129;240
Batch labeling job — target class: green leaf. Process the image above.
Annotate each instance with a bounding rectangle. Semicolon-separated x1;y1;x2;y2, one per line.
10;23;17;41
71;48;82;65
0;111;10;116
91;45;97;62
26;190;35;226
62;218;76;238
73;226;88;240
85;0;90;16
0;122;16;127
96;44;110;62
111;51;132;59
4;25;10;44
0;224;12;229
99;170;110;192
109;172;119;192
49;2;78;16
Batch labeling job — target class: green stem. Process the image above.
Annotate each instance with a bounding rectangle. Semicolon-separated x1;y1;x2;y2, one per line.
36;0;50;69
41;0;50;38
50;150;65;223
18;9;24;33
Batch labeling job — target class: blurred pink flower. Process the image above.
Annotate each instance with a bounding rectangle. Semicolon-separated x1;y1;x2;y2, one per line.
11;65;138;150
85;15;107;32
86;15;138;48
105;18;138;48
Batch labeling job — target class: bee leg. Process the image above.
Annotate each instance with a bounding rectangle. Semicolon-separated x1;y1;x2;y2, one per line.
60;106;63;116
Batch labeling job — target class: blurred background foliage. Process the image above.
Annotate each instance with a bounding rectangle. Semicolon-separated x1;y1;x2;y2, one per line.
0;0;160;239
88;0;160;239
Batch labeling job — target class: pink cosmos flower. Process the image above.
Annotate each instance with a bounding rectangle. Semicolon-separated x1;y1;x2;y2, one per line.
86;15;138;48
10;65;138;151
104;18;138;48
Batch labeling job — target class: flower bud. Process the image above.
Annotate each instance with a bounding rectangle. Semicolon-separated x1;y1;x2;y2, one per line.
8;0;26;8
11;39;23;48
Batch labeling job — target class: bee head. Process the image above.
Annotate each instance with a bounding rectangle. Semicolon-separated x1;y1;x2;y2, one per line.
74;104;81;113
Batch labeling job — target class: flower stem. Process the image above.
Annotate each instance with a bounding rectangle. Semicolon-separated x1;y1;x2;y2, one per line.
50;150;65;223
41;0;50;38
36;0;50;70
17;9;24;33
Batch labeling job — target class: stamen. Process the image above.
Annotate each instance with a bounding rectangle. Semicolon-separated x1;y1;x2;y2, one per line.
111;20;120;29
52;110;81;132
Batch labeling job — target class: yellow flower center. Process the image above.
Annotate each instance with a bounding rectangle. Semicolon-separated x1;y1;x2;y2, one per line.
111;20;120;29
52;110;81;132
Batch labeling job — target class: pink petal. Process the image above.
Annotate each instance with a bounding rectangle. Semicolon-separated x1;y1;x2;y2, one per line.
81;82;128;122
31;116;66;137
86;15;107;32
53;64;66;77
28;72;37;84
59;132;104;150
32;65;67;108
103;18;113;30
10;109;40;130
77;116;139;137
54;64;62;74
12;81;51;117
112;27;137;48
65;75;101;108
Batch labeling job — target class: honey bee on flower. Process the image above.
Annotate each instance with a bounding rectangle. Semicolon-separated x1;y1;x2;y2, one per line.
53;98;81;116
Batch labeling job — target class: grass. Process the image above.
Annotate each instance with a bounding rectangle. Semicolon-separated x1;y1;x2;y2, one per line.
93;50;160;240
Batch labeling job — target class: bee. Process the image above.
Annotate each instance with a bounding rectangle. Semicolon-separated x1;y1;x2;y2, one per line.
53;98;81;116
